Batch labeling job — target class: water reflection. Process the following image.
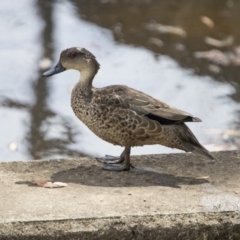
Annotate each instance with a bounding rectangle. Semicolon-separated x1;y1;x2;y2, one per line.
0;0;239;161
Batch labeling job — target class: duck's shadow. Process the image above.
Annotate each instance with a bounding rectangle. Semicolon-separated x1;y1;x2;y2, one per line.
50;164;208;188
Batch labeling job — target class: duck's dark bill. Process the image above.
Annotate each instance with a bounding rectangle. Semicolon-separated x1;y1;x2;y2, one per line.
42;62;66;77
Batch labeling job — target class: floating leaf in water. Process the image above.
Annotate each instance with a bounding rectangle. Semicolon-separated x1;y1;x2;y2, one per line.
195;48;240;66
146;22;187;37
200;16;214;28
204;36;234;48
194;49;230;66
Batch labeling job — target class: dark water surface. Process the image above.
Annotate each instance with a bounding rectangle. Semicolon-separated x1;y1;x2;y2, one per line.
1;0;240;162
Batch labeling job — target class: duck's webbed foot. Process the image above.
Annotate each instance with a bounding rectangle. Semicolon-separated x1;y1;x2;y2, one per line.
103;163;129;171
96;147;133;171
96;154;124;164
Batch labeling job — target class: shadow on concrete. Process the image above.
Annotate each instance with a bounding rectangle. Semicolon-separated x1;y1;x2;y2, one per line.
50;164;209;188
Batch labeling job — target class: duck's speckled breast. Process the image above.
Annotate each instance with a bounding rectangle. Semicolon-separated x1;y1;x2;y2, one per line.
71;87;119;145
71;99;124;146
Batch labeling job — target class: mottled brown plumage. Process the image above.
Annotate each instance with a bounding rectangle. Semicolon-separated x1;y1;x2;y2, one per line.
43;47;216;171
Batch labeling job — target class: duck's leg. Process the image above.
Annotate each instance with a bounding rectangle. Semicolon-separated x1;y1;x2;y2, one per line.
102;146;132;171
96;149;125;164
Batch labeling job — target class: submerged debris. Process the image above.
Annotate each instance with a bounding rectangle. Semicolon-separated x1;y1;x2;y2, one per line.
200;16;215;28
146;22;187;37
204;36;234;48
147;37;163;47
194;49;230;66
194;48;240;67
208;64;221;73
175;43;185;51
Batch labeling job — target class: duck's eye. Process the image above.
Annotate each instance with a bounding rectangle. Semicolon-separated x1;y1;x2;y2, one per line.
69;52;76;58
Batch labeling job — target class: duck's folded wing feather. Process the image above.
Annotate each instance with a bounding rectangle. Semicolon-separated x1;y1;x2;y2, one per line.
96;86;201;124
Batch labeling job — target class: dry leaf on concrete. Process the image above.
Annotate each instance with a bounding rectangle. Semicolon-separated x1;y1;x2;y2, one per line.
31;180;68;188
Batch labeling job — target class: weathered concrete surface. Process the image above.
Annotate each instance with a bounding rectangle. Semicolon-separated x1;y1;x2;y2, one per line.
0;151;240;239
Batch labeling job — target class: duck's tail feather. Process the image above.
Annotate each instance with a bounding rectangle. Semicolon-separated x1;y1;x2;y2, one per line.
166;123;217;161
182;142;216;161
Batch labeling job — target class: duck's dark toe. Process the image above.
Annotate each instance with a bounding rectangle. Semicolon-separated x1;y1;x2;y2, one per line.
102;163;130;171
96;154;124;164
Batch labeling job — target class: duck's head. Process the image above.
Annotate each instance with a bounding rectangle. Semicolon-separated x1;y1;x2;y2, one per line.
42;47;100;77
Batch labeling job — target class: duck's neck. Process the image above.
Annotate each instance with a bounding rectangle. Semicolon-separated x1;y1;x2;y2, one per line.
78;70;95;90
77;66;99;93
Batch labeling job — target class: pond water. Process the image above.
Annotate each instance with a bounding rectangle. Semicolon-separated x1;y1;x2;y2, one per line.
0;0;240;162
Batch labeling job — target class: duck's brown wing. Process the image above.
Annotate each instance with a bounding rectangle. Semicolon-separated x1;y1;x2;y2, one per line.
95;85;201;125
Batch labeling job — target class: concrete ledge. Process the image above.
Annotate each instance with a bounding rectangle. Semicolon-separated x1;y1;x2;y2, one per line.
1;212;239;239
0;151;240;239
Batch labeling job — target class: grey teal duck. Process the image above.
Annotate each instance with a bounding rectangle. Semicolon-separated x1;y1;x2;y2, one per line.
43;47;216;171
